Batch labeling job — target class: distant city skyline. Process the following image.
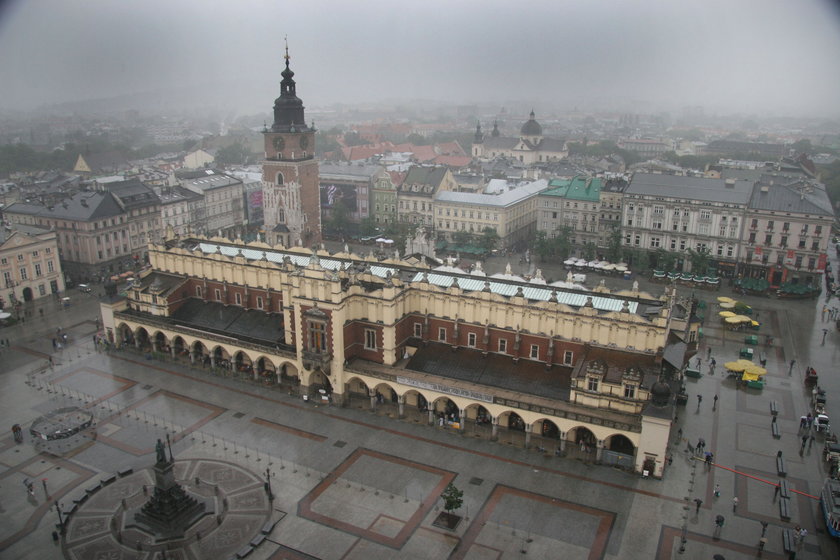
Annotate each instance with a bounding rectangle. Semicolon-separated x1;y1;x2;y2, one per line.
1;0;839;118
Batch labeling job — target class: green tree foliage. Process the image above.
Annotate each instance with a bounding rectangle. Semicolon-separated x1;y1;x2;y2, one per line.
343;131;368;147
324;200;351;238
441;483;463;514
791;138;813;155
686;246;711;274
406;132;429;146
477;227;500;252
605;227;623;262
534;228;572;261
215;142;248;166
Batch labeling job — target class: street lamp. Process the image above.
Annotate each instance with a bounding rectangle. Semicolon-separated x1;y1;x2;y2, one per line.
264;467;274;502
54;500;65;535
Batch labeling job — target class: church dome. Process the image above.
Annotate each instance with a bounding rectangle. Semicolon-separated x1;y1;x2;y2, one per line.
650;380;672;407
520;110;542;136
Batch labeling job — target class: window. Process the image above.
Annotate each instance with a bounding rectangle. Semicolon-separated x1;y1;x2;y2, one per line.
780;236;788;247
783;222;790;232
47;260;54;273
530;344;539;359
650;237;660;248
809;257;817;269
498;338;507;353
764;234;772;245
767;220;774;231
413;322;422;337
468;332;477;347
563;351;573;365
235;292;242;305
812;241;820;251
256;296;263;309
749;232;756;243
815;225;823;235
624;384;636;399
670;239;676;250
19;267;27;280
214;289;221;301
438;327;446;342
0;258;5;265
308;321;327;353
364;329;376;350
798;239;806;249
38;284;46;296
34;263;42;277
32;250;38;257
196;286;202;297
795;255;803;268
587;377;599;392
700;210;711;220
17;254;23;261
751;219;758;228
3;271;10;286
653;206;664;215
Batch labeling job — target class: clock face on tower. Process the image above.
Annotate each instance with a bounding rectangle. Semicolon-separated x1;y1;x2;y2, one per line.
300;135;309;150
272;136;285;151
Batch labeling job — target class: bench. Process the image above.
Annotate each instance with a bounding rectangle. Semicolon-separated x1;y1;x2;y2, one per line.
85;482;102;494
782;528;795;552
771;422;781;439
249;534;266;547
770;401;779;416
236;545;254;559
779;479;790;499
261;521;276;535
117;468;133;477
100;474;116;486
776;455;787;476
685;368;701;378
779;497;791;521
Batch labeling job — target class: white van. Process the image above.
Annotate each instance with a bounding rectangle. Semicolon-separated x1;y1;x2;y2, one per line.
78;284;92;293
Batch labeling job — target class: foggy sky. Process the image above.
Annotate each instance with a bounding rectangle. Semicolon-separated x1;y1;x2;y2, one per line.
1;0;839;117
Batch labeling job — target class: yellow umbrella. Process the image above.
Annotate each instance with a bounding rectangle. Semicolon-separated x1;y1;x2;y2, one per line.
742;372;762;382
719;311;736;318
733;315;752;323
717;296;735;303
745;365;767;376
725;360;749;372
725;316;743;324
751;320;760;327
720;302;736;309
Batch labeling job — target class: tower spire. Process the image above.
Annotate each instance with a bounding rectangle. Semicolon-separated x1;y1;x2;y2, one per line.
284;35;290;67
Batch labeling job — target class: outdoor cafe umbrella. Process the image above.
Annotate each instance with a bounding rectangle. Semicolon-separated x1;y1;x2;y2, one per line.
0;311;10;320
563;258;577;266
602;263;617;271
718;311;736;318
724;361;748;372
732;315;752;323
744;365;767;376
615;265;628;272
719;301;736;309
717;296;735;303
725;316;744;324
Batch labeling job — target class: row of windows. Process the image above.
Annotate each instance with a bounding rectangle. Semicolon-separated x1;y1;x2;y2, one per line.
196;285;274;312
0;248;52;265
747;232;821;251
585;377;636;398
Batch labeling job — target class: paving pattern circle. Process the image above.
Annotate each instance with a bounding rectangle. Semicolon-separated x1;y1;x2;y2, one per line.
61;458;272;560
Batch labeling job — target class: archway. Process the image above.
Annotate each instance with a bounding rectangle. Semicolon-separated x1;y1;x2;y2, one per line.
464;403;493;437
192;341;209;366
432;397;460;427
154;332;168;354
606;433;635;455
537;419;560;439
135;327;151;351
256;356;277;385
373;382;398;409
22;287;33;302
308;370;332;401
118;323;135;347
212;346;231;371
172;336;187;359
400;390;429;422
603;433;636;470
233;350;253;377
345;377;370;409
568;426;597;460
497;411;527;446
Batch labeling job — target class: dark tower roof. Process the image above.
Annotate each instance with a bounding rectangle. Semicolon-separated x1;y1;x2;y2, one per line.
272;42;310;133
491;121;500;137
473;122;484;144
520;110;542;137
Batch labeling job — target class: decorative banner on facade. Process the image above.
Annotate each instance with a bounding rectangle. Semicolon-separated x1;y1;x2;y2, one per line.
753;246;763;258
818;253;827;271
396;376;494;403
785;249;796;266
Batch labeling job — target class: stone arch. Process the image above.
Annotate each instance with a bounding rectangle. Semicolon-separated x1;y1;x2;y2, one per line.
233;350;253;372
373;382;399;406
172;336;188;357
498;410;526;431
344;376;371;406
278;361;299;383
135;327;151;350
463;403;492;424
400;389;430;412
605;433;636;455
533;418;561;439
568;426;597;446
153;330;168;352
255;355;276;374
211;345;231;369
430;396;460;421
117;322;134;346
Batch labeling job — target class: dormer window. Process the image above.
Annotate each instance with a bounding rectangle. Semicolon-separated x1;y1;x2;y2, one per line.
587;377;599;392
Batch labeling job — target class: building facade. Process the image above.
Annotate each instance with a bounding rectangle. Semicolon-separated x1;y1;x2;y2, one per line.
178;170;244;237
622;173;753;275
101;234;692;478
537;177;603;250
319;162;386;225
472;113;568;164
0;226;65;305
396;166;457;227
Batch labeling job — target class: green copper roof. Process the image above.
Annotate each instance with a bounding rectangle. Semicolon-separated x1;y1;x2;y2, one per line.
543;176;602;202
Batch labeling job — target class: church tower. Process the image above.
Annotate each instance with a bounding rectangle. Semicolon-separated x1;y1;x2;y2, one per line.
262;42;321;247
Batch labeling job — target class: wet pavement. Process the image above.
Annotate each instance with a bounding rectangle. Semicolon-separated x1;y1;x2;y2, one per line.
0;247;839;559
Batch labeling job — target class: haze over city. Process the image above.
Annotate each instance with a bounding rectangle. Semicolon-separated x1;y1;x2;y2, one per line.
1;0;840;117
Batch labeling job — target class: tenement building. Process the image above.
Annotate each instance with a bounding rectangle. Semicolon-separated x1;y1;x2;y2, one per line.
100;233;693;478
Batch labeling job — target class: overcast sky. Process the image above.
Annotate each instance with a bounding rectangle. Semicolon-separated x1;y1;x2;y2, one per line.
1;0;839;117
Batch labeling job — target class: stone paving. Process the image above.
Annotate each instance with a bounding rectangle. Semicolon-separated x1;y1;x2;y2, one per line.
1;254;840;558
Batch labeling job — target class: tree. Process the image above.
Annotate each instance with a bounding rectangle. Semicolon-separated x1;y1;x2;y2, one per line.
605;228;623;263
791;139;813;155
406;132;429;146
686;246;711;275
452;230;473;246
215;142;247;166
343;131;368;146
441;483;463;514
582;242;597;261
359;217;378;237
325;199;351;238
477;227;500;253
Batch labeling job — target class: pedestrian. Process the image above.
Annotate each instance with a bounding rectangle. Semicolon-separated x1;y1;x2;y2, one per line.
789;359;796;375
696;356;702;368
695;440;702;453
52;338;56;349
699;438;706;451
809;432;816;449
714;484;721;498
713;395;718;411
694;497;703;513
774;483;781;499
733;496;739;511
801;435;808;448
798;527;807;546
677;427;683;441
707;347;712;358
697;394;703;407
705;452;713;469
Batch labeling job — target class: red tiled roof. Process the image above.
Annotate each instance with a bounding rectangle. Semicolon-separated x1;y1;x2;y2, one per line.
432;155;472;168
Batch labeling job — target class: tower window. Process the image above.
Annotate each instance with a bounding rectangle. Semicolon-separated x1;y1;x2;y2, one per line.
276;172;284;185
